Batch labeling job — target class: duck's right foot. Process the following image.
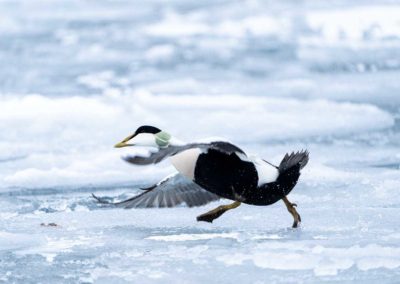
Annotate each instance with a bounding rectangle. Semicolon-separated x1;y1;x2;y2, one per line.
196;201;241;223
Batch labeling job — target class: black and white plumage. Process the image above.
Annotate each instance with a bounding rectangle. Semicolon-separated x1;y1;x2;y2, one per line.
121;141;308;206
94;125;309;226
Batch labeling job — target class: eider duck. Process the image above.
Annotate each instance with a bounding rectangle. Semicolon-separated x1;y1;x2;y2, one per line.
94;125;309;228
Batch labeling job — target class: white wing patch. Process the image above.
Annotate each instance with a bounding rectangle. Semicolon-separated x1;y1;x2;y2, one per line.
235;152;250;162
251;156;279;186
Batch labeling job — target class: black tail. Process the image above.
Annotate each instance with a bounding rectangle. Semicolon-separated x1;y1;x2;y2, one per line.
279;150;309;173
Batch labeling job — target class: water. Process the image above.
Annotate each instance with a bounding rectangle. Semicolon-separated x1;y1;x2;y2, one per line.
1;0;400;282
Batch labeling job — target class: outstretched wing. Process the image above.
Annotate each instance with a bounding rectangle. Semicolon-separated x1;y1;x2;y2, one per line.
93;173;220;208
123;141;246;166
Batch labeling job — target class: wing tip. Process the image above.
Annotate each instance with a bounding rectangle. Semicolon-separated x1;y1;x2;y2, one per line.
92;193;111;204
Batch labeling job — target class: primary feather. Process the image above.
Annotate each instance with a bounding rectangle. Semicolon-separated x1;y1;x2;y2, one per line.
93;173;220;208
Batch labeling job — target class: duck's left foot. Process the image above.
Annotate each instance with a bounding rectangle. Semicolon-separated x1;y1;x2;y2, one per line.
196;201;241;223
282;196;301;228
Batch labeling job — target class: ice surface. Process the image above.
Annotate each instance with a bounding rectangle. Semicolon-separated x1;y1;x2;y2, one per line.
1;0;400;283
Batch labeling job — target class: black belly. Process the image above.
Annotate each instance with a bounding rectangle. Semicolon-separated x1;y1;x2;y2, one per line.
194;150;301;206
242;165;301;205
194;150;258;200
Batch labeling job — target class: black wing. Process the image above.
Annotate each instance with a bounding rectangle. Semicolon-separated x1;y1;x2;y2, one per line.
123;141;246;166
92;173;220;208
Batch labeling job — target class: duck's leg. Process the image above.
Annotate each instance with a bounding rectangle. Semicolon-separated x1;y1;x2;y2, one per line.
196;201;241;223
282;196;301;228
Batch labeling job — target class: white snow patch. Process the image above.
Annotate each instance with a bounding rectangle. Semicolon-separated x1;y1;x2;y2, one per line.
17;235;104;263
217;243;400;275
144;12;290;39
0;231;45;251
144;44;175;61
146;232;239;242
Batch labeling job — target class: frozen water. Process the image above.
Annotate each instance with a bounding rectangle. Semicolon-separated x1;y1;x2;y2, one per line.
1;0;400;283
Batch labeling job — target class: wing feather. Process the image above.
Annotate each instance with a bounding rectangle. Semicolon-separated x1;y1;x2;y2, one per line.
122;141;246;166
93;173;220;208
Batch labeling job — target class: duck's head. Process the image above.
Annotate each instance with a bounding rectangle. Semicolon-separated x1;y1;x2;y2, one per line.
114;125;172;148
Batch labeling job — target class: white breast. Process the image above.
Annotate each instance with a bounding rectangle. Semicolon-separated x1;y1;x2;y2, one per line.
169;148;201;180
251;157;279;186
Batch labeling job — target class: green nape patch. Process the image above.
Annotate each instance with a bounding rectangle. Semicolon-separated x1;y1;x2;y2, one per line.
155;131;171;147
